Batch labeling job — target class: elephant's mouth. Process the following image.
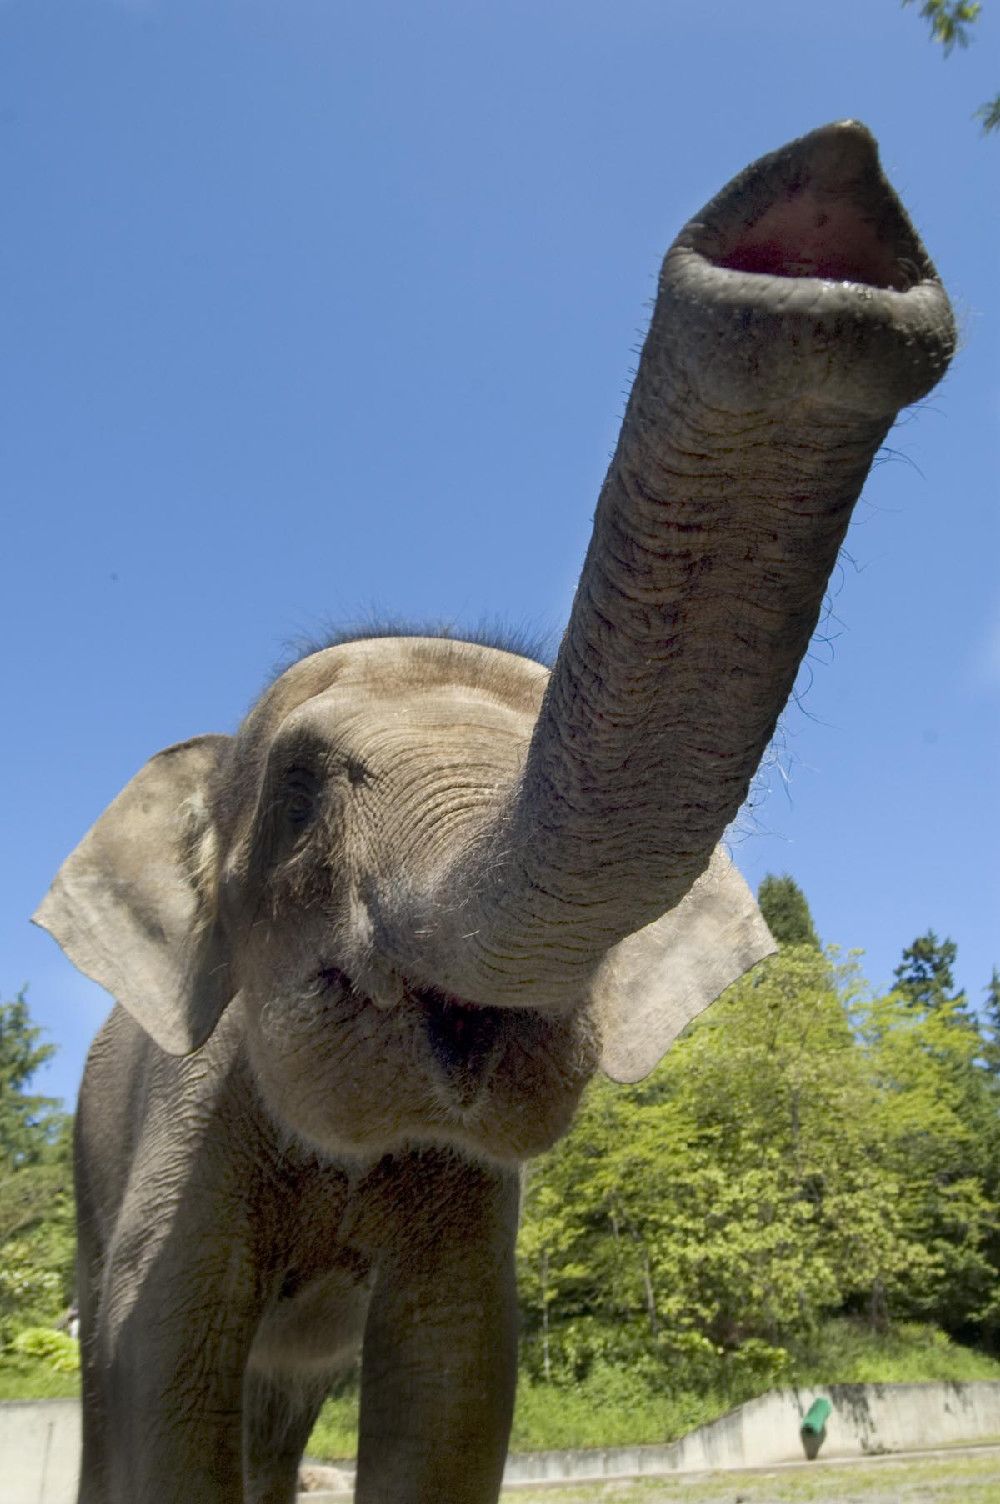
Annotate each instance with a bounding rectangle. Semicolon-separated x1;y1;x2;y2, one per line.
409;983;507;1101
313;965;505;1106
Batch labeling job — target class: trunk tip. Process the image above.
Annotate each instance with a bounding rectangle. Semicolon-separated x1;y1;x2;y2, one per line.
694;119;931;294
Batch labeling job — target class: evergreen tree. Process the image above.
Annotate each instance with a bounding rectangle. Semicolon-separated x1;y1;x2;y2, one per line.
0;990;61;1171
757;874;820;950
893;931;965;1012
982;967;1000;1078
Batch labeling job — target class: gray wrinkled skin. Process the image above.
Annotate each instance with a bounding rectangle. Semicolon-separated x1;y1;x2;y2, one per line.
35;123;954;1504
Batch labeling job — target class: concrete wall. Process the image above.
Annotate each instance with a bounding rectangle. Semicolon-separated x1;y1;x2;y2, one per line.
1;1398;80;1504
6;1381;1000;1500
501;1381;1000;1484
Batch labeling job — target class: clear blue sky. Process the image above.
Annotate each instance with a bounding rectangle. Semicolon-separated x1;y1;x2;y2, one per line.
3;0;997;1105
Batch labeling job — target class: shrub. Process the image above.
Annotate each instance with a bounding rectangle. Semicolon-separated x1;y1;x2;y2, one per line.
9;1326;80;1374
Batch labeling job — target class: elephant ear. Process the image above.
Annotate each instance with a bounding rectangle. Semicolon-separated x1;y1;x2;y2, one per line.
32;735;233;1056
591;846;775;1083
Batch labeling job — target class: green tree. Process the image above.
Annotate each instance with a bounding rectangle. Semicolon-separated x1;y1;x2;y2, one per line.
757;875;820;950
972;967;1000;1348
660;948;910;1347
518;948;907;1389
902;1;1000;133
859;986;998;1333
520;934;1000;1381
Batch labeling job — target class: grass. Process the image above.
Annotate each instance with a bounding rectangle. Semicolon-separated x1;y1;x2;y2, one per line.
792;1319;1000;1386
304;1368;733;1462
305;1366;733;1459
0;1363;80;1400
307;1388;360;1461
509;1373;731;1453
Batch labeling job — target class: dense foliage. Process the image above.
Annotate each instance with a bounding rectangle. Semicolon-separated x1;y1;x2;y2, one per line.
518;885;1000;1399
0;992;75;1345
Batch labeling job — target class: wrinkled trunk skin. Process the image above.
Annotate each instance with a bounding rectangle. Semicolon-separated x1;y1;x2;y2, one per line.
415;121;955;1009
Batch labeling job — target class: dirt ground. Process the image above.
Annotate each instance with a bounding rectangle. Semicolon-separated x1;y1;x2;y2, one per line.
499;1447;1000;1504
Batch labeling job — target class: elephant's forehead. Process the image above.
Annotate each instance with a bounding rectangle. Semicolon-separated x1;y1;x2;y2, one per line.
257;636;549;735
278;680;539;757
323;636;547;699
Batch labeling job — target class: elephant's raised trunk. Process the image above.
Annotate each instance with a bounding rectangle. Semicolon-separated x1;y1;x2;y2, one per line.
418;121;955;1009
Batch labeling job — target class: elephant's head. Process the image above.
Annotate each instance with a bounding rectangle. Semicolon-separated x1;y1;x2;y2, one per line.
34;122;954;1165
30;634;765;1162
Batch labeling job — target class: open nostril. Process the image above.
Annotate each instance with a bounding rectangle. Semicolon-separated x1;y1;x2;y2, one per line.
713;192;911;291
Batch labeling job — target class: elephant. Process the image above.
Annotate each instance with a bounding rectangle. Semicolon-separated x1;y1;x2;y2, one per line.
35;121;954;1504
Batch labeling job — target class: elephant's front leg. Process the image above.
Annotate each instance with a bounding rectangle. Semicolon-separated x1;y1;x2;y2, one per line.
100;1282;257;1504
95;1191;265;1504
355;1153;520;1504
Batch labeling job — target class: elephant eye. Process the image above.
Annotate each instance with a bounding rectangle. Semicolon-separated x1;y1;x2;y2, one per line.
280;767;321;830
